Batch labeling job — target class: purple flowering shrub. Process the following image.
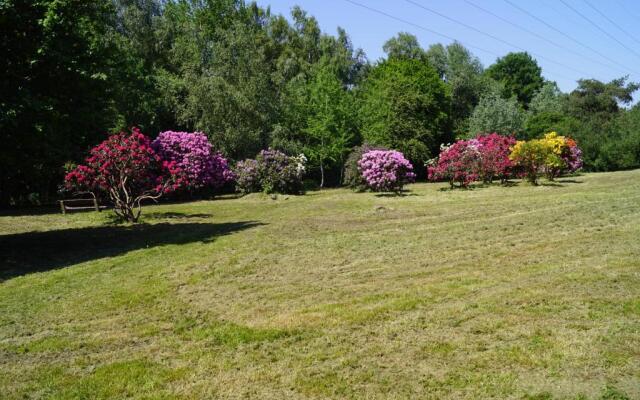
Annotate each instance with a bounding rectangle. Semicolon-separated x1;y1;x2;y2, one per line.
234;149;306;195
343;143;388;190
358;150;416;192
151;131;234;191
234;159;261;194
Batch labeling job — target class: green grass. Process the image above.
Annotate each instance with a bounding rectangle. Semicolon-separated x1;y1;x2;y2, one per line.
1;170;639;399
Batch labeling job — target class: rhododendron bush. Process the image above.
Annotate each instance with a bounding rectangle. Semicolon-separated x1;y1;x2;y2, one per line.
475;133;517;183
234;149;306;195
358;150;415;192
428;133;517;188
151;131;233;191
64;128;184;222
509;132;583;184
427;140;481;188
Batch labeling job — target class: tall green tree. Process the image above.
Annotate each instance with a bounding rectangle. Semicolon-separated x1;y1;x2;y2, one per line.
467;92;526;137
358;58;452;165
382;32;426;61
301;66;358;187
426;41;491;135
563;77;640;170
486;52;544;108
524;82;566;140
0;0;124;205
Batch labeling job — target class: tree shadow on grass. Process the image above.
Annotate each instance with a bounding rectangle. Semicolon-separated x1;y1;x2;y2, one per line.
0;221;264;281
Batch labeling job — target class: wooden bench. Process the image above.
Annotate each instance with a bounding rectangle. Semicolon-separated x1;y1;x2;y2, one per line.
59;198;106;214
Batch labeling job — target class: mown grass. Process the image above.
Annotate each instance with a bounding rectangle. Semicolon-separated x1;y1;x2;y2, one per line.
1;170;639;399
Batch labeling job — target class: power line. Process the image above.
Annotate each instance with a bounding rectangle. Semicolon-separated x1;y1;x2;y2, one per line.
613;0;640;21
402;0;592;77
341;0;576;82
582;0;640;47
559;0;640;61
463;0;626;74
502;0;640;75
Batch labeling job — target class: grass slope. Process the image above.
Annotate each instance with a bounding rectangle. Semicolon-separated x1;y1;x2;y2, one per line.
1;170;639;399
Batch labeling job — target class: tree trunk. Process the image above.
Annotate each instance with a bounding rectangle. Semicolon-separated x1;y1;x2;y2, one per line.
319;160;325;188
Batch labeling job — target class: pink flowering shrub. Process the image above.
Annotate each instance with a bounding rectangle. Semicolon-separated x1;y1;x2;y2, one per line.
427;140;481;188
64;128;185;222
358;150;416;192
151;131;233;192
428;133;517;188
475;133;517;183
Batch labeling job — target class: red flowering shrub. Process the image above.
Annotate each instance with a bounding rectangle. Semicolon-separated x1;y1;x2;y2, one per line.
428;133;517;188
64;128;185;222
427;140;481;188
475;133;517;183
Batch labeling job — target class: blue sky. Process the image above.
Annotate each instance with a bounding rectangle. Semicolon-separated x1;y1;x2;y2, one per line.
256;0;640;93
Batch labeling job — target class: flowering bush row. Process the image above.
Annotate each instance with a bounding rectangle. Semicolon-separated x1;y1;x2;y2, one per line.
65;128;236;222
234;149;307;195
428;132;583;187
357;150;415;192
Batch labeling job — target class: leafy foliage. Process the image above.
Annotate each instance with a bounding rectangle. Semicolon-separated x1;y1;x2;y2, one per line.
0;0;124;206
468;92;525;137
383;32;426;61
358;58;452;165
426;42;490;134
485;52;544;108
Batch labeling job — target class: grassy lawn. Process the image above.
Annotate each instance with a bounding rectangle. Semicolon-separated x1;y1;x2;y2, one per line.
1;170;639;399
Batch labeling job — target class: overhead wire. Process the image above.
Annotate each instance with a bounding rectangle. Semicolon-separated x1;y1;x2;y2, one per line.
502;0;640;75
402;0;592;77
581;0;640;47
463;0;627;74
559;0;640;61
341;0;576;82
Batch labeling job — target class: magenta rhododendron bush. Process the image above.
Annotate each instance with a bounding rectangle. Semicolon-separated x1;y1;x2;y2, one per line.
474;133;517;183
427;140;481;188
428;133;517;188
358;150;415;192
151;131;234;191
64;128;184;222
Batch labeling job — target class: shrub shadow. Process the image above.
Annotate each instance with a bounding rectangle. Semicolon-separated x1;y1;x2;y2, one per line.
374;190;418;197
143;212;213;220
0;221;264;281
555;179;583;184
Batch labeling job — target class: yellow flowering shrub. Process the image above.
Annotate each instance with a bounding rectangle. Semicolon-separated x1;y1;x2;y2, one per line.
509;139;550;184
510;131;580;183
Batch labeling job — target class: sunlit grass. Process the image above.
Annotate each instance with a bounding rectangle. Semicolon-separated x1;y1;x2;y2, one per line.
1;170;639;399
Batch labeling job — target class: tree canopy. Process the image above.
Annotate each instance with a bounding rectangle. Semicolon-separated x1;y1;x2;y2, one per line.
357;58;452;165
485;52;544;108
